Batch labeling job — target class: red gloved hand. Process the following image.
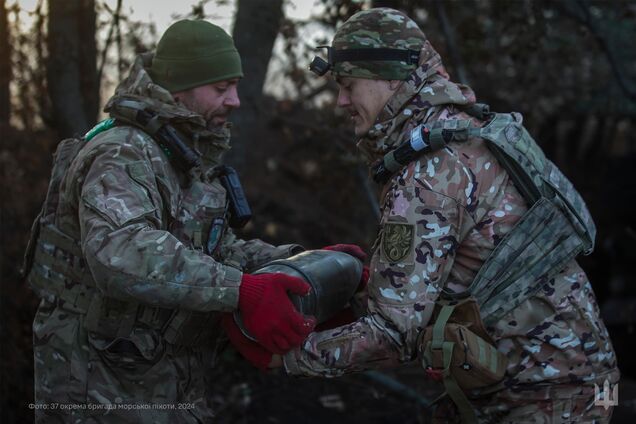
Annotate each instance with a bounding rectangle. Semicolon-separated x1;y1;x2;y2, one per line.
358;265;370;292
239;273;316;355
222;314;272;370
322;244;367;262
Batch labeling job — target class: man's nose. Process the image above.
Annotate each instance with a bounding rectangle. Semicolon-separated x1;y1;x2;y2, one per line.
225;86;241;108
336;89;350;108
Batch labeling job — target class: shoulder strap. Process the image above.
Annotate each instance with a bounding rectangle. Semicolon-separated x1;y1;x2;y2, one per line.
478;113;595;253
108;99;201;172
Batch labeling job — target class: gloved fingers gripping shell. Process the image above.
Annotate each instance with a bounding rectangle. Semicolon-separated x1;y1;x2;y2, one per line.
238;273;316;354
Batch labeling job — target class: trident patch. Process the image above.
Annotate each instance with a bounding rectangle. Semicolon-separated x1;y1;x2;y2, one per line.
381;222;414;263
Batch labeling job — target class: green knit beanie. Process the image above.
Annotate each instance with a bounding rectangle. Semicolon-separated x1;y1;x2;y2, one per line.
149;19;243;92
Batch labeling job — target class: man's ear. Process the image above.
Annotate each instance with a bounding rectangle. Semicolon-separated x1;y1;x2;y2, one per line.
389;80;402;91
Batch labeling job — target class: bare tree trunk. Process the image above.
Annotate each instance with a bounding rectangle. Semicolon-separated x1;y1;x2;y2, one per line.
227;0;284;174
47;0;98;138
433;0;469;86
0;0;10;126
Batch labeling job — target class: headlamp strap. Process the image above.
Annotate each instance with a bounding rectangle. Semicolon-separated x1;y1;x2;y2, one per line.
331;47;420;65
315;46;420;66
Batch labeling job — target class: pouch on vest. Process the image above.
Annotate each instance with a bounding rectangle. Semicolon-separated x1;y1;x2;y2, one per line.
418;297;507;423
23;137;88;296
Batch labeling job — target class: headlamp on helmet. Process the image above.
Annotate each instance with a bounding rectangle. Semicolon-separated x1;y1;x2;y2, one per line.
309;46;420;77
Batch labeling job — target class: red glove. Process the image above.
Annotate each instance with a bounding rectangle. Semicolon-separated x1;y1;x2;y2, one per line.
358;265;370;292
322;244;367;262
239;273;316;354
222;314;272;370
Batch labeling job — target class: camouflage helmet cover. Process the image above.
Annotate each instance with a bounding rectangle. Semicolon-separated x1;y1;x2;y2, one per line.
332;8;426;80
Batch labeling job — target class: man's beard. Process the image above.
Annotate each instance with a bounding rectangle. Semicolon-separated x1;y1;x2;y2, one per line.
178;96;230;130
205;110;231;130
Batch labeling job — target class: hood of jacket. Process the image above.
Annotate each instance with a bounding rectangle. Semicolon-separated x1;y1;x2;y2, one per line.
356;40;477;163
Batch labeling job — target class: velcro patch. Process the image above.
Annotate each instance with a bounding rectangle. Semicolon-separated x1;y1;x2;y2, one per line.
381;222;415;264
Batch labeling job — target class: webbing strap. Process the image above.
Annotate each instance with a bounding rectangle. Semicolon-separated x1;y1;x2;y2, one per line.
442;342;478;423
431;304;455;349
163;309;192;344
427;129;446;151
331;47;420;65
144;114;163;135
383;150;402;173
429;303;478;422
487;143;541;205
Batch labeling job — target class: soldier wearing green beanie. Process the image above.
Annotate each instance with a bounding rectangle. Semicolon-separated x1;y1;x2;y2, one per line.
149;19;243;92
27;18;342;422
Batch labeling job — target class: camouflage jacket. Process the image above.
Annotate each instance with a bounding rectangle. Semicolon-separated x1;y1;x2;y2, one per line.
284;41;619;391
61;53;300;311
30;54;301;421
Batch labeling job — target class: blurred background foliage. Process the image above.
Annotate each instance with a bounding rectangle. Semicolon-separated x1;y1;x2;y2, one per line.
1;0;635;422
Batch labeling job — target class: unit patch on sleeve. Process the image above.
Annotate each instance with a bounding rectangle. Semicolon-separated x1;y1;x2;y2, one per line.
381;222;415;264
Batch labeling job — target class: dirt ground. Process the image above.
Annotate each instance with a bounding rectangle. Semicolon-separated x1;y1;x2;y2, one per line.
206;355;636;423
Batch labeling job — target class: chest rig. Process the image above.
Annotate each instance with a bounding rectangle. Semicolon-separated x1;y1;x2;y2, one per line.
23;108;249;347
375;106;596;422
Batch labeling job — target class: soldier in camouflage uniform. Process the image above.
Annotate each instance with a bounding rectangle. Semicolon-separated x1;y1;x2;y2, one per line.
261;8;618;423
23;19;368;423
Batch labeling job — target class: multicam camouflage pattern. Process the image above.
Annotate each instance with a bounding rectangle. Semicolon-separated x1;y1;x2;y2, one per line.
332;8;426;80
285;13;619;421
30;53;301;422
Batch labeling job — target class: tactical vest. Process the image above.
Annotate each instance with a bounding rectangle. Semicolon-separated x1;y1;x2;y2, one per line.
23;119;233;347
392;109;596;423
422;111;595;319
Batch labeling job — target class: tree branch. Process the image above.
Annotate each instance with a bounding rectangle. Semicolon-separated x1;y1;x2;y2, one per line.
556;0;636;101
0;0;10;125
96;0;122;87
433;0;469;85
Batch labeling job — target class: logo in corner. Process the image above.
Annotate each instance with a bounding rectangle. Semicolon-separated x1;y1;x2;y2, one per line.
382;223;414;263
594;379;618;410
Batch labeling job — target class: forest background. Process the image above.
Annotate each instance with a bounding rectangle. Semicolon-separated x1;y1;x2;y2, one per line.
1;0;635;422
